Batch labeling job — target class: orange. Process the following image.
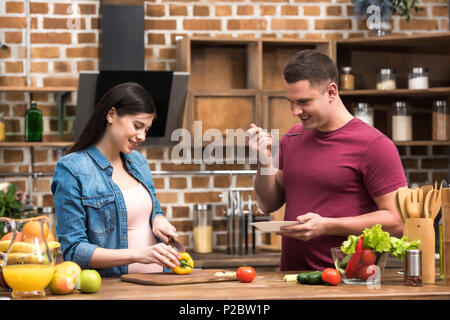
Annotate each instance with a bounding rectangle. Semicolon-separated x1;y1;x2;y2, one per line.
0;232;23;242
22;221;49;243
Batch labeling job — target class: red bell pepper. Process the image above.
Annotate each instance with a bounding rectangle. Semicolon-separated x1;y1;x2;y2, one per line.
344;236;364;279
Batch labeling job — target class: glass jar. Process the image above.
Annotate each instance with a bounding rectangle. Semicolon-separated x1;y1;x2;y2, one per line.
340;67;355;91
408;67;429;90
0;112;5;142
432;100;449;141
353;102;374;126
392;101;412;141
376;68;396;90
193;204;213;253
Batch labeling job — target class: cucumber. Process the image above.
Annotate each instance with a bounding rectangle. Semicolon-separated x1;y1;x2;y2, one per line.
296;271;324;285
306;271;324;285
297;272;311;284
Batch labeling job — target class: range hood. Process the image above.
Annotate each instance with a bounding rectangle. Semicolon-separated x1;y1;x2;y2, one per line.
74;0;188;145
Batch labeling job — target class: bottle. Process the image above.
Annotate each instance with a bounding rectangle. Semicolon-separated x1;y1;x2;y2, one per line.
0;112;5;142
193;204;213;253
340;67;355;91
376;68;396;90
353;102;374;126
408;67;429;90
440;216;445;280
392;101;412;141
25;101;43;142
432;100;449;141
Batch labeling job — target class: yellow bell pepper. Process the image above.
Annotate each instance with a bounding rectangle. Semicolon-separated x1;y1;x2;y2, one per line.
172;252;194;275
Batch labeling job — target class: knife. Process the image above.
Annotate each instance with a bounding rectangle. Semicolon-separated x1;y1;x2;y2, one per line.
168;236;185;253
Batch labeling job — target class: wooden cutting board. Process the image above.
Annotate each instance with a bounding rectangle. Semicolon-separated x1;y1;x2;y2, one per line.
120;269;238;286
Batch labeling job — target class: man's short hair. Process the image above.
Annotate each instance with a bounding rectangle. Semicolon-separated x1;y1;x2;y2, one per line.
283;50;338;90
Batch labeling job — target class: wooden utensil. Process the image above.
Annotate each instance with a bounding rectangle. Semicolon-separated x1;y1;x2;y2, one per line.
430;182;444;221
397;188;412;219
420;185;433;203
121;269;238;286
405;188;424;218
395;191;404;223
403;218;436;284
440;188;450;285
423;189;433;219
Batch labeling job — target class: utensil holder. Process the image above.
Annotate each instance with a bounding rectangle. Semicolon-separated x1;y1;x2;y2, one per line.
403;218;435;284
442;188;450;285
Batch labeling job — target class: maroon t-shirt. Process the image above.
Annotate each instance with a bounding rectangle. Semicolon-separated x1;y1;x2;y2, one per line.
278;117;407;271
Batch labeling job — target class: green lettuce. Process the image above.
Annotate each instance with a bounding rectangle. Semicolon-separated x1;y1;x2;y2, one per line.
340;224;420;259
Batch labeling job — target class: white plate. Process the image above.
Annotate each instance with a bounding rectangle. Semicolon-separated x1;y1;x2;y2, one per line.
249;221;298;233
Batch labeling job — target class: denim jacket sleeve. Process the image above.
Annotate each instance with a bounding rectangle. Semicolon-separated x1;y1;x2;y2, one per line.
50;158;99;269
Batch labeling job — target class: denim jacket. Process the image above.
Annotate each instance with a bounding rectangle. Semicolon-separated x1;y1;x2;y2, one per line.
50;145;165;277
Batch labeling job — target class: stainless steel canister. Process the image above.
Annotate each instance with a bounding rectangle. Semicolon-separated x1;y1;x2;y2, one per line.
405;249;422;286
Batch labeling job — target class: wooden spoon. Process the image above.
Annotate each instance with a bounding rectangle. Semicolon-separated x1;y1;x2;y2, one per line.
405;188;424;218
423;189;433;219
397;188;412;219
395;191;405;223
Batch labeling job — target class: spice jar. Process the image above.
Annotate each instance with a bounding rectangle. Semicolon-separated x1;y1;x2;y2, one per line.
432;100;450;141
340;67;355;91
392;101;412;141
405;249;422;287
353;102;374;126
376;68;396;90
408;67;429;90
193;204;213;253
0;112;5;142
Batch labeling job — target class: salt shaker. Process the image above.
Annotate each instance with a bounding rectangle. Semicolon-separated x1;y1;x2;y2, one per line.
405;249;422;287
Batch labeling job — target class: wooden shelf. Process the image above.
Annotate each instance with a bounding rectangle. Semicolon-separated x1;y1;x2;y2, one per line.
394;141;450;146
340;87;450;97
337;32;450;48
0;142;73;147
0;86;77;93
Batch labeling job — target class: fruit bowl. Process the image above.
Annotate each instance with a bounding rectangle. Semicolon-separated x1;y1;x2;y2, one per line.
331;247;388;285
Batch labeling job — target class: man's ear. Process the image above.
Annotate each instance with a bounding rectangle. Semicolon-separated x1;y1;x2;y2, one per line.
327;83;338;102
106;107;116;124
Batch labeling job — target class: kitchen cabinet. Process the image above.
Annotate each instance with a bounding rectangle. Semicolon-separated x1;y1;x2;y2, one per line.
334;33;450;144
176;37;332;142
177;33;450;146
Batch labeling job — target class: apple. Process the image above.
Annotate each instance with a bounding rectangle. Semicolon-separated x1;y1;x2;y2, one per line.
75;269;102;293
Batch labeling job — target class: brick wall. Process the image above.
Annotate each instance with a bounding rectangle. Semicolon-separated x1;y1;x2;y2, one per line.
0;0;448;250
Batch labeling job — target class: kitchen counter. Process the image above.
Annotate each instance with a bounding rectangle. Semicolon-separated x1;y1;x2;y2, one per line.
2;268;449;300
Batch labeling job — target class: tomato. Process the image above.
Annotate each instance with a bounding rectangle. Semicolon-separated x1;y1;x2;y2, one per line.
361;249;376;266
321;268;341;286
236;266;256;283
359;264;377;281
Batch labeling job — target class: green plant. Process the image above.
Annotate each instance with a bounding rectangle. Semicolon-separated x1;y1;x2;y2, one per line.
0;183;33;219
352;0;422;22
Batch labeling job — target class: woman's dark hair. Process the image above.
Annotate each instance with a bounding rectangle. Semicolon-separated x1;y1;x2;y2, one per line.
283;50;338;90
67;82;156;154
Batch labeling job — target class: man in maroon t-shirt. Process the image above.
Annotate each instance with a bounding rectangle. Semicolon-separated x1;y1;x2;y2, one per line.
248;50;407;271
